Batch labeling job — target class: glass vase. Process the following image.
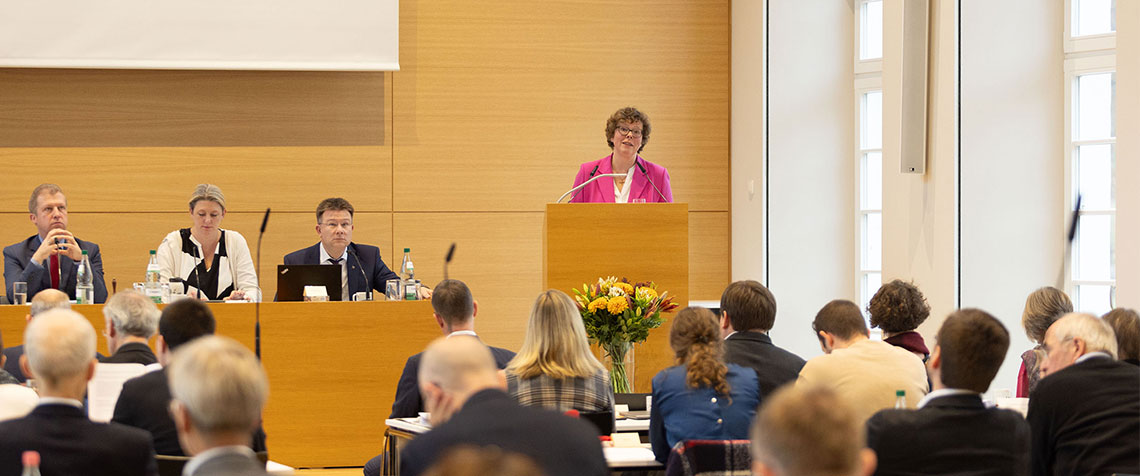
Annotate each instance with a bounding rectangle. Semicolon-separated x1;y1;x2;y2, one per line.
602;341;635;394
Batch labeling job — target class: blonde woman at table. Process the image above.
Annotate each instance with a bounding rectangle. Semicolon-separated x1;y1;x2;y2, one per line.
505;290;614;418
156;184;259;301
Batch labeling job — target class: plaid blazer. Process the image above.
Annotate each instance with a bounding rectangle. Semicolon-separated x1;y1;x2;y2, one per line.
505;368;614;414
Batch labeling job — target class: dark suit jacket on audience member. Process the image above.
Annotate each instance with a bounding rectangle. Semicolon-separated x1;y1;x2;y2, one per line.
866;393;1030;476
2;345;27;383
280;242;399;299
399;389;608;476
0;403;157;476
186;448;268;476
1028;356;1140;476
723;331;805;398
389;345;516;418
3;235;109;304
112;368;268;456
100;342;158;365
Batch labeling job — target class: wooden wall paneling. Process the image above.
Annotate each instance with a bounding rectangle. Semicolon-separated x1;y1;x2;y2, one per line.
689;211;732;301
0;146;393;213
0;69;388;147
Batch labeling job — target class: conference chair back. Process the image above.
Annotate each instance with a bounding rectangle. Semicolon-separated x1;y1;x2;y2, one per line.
664;439;752;476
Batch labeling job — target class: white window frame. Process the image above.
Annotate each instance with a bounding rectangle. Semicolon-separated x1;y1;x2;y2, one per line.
855;0;883;313
855;0;883;73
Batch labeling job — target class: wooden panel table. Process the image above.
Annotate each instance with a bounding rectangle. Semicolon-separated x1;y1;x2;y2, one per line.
1;300;439;469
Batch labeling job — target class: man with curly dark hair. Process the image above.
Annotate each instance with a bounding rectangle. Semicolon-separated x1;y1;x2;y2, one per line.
868;279;931;361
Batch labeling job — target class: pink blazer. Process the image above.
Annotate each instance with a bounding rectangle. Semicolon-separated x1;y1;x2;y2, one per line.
569;155;674;203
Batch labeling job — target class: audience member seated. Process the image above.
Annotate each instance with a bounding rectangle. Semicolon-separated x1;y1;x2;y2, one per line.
1029;313;1140;476
650;306;760;463
3;288;71;382
399;336;607;476
797;299;927;424
168;336;270;476
866;308;1029;476
0;309;157;476
868;279;931;361
719;280;805;399
1102;307;1139;366
751;385;876;476
0;328;37;421
1016;287;1072;397
112;299;267;456
504;290;613;415
99;290;160;365
422;446;546;476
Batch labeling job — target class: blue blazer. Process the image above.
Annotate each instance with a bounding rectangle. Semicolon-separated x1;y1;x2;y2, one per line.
281;242;399;299
0;404;157;476
3;234;108;304
650;363;761;463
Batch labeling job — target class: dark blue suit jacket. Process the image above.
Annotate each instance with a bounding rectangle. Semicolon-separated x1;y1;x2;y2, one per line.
4;234;108;304
0;403;158;476
389;343;516;418
281;242;399;300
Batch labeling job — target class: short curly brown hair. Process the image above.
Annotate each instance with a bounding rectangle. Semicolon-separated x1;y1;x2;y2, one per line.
868;279;930;333
604;107;651;153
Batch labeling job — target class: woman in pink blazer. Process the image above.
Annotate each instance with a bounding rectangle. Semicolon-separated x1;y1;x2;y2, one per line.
569;107;673;203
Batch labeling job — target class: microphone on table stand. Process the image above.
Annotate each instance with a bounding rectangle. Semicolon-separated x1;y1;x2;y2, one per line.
567;165;600;203
635;158;669;202
1055;195;1081;291
443;243;456;281
346;246;371;301
256;208;270;359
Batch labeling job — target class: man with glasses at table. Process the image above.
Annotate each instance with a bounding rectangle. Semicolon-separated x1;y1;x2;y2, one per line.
282;197;429;301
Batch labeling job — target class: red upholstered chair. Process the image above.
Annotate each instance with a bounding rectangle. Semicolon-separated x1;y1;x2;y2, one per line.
664;439;752;476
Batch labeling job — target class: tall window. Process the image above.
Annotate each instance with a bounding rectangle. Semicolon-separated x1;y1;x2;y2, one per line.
1066;0;1116;314
856;0;883;312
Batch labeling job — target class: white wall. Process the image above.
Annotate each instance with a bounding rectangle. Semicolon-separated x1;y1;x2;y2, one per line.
959;0;1064;394
731;0;766;285
1117;2;1140;309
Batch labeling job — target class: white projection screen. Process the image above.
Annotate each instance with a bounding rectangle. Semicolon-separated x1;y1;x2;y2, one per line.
0;0;399;71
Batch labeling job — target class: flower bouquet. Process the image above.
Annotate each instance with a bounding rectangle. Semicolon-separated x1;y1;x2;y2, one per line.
573;276;679;393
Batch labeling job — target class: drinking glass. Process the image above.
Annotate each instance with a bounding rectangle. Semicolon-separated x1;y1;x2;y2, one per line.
12;282;27;305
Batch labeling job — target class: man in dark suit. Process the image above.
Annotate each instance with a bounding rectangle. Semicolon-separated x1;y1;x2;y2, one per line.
2;288;71;382
0;309;157;476
99;290;159;365
112;299;267;455
281;197;429;301
169;336;270;476
866;308;1030;476
719;280;805;398
399;336;607;476
3;183;108;304
1029;313;1140;476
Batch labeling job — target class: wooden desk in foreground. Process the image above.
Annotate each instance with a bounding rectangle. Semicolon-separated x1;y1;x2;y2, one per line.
1;300;439;468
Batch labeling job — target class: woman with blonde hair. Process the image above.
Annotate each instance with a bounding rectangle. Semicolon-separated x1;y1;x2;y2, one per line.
1016;286;1073;396
649;307;760;463
155;184;259;301
505;290;613;415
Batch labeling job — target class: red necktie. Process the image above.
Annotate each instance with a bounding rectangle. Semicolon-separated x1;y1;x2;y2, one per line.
49;253;60;289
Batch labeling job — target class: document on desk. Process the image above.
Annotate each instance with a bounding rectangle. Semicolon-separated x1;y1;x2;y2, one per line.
87;363;160;422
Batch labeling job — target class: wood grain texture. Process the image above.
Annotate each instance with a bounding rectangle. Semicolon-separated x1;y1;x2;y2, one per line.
0;69;387;147
0;147;392;213
689;211;731;301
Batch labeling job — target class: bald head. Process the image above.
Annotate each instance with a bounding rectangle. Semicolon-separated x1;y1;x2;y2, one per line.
418;336;498;394
29;289;71;317
25;309;96;386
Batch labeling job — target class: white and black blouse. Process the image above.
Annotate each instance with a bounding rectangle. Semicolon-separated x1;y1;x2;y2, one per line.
156;228;260;301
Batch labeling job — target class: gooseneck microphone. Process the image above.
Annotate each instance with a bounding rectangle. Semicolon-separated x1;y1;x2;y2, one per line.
636;158;669;202
443;243;456;280
346;246;370;300
567;165;600;203
1055;194;1082;290
557;173;628;203
255;207;270;359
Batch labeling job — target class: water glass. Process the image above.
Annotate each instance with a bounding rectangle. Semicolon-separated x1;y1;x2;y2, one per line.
12;282;27;305
385;279;402;301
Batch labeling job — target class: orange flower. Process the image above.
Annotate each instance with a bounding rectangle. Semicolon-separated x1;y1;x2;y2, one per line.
588;297;609;313
607;297;629;314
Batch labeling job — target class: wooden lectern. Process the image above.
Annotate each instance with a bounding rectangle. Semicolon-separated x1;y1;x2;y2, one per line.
543;203;688;392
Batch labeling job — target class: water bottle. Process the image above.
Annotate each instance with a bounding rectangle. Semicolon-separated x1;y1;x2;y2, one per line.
400;248;416;300
22;450;41;476
76;250;94;304
894;389;907;409
145;250;162;303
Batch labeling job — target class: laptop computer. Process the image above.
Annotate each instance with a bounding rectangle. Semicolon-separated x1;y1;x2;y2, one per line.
276;264;342;301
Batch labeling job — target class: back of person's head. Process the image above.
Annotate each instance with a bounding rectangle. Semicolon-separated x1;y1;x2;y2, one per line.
29;289;71;317
423;446;546;476
507;289;603;380
1048;312;1118;358
1022;287;1073;343
867;280;930;333
812;300;869;342
24;309;96;385
159;299;217;350
720;280;777;332
432;280;475;327
1102;308;1140;362
751;385;873;476
419;335;498;394
315;197;354;222
935;309;1010;392
168;336;268;435
102;290;160;338
670;307;731;397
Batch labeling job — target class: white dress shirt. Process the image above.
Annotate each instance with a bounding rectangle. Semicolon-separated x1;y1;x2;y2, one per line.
319;244;350;301
613;167;635;203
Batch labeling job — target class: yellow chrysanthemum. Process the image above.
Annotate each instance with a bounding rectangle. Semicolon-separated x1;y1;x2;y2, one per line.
636;287;658;301
615;282;634;295
607;297;629;314
588;297;609;313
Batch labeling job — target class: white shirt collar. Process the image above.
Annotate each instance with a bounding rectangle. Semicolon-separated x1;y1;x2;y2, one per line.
37;397;84;409
183;445;257;476
916;388;978;409
613;167;636;203
319;244;348;264
447;330;478;338
723;331;738;340
1075;351;1112;364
